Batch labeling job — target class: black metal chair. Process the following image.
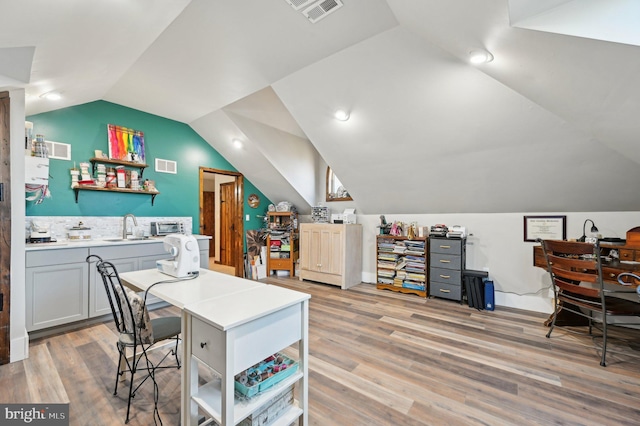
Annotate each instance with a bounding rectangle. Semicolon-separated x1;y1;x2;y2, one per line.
541;239;640;366
87;255;181;424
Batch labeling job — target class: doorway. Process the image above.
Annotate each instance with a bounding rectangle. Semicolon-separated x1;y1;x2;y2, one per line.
199;168;244;277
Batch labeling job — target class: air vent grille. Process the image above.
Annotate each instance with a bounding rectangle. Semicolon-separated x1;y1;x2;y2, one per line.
285;0;317;11
285;0;344;23
303;0;343;23
44;140;71;160
155;158;177;174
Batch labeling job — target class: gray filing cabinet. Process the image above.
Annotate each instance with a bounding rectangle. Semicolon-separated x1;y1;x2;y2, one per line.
429;237;466;302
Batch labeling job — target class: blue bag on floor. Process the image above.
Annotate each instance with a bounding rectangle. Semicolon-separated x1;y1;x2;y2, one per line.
484;280;495;311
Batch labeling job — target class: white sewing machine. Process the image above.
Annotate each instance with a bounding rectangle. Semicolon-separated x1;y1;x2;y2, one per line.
156;234;200;278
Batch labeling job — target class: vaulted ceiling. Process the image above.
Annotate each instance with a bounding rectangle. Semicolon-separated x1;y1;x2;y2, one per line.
3;0;640;215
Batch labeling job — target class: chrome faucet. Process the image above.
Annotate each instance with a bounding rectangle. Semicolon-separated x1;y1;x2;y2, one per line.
122;214;138;239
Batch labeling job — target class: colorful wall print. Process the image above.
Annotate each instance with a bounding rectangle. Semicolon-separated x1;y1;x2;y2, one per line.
107;124;145;163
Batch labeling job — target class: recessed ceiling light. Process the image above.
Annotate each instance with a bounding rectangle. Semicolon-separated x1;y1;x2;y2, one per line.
232;139;243;149
40;91;62;101
469;49;494;64
334;109;350;121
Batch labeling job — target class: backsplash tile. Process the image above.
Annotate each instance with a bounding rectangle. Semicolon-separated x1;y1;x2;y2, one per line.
26;216;193;241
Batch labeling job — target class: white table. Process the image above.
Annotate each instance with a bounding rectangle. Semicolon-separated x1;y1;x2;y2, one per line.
120;268;310;426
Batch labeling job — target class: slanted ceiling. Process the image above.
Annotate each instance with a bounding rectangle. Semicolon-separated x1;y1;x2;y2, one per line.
2;0;640;215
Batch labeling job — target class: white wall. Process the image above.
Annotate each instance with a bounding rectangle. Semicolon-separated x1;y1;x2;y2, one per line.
355;211;640;314
9;89;27;362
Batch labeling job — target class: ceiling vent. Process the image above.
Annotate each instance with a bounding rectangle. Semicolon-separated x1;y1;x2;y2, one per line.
302;0;343;23
285;0;344;23
284;0;318;11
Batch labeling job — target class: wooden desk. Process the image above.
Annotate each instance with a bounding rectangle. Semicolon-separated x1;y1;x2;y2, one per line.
533;244;640;284
533;244;640;325
120;268;310;426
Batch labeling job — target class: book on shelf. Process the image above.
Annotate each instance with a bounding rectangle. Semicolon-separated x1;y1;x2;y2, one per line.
395;259;407;270
406;272;426;281
377;269;395;278
402;281;425;291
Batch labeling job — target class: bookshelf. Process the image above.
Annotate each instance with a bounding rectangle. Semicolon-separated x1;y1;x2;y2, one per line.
376;235;427;297
266;211;299;277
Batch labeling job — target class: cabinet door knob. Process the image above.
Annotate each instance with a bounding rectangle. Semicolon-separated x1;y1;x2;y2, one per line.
200;342;207;348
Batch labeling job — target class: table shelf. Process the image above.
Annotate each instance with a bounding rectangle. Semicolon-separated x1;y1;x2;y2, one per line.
192;371;303;425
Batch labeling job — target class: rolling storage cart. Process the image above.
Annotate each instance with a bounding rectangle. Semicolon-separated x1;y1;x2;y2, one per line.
429;236;466;302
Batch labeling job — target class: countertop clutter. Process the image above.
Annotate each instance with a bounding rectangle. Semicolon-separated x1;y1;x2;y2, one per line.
25;234;211;251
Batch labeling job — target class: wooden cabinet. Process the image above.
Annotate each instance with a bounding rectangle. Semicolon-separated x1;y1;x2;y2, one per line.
266;212;298;276
299;223;362;289
429;237;466;302
376;235;427;297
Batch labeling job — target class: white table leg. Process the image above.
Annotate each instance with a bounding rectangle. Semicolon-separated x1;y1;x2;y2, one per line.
222;331;234;425
300;300;309;425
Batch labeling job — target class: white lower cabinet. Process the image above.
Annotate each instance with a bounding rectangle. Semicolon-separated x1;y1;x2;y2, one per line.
89;244;174;315
25;248;89;332
26;238;211;332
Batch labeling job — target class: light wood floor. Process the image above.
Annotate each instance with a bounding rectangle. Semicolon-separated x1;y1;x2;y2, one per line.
3;277;640;425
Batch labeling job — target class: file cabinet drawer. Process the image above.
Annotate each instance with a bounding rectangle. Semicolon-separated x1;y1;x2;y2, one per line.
430;239;462;254
431;253;461;270
430;281;462;301
430;267;461;284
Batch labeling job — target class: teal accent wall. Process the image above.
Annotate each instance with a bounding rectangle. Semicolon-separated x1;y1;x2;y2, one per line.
27;100;269;233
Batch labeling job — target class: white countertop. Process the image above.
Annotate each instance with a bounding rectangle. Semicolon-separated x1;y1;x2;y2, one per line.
25;234;211;251
185;284;310;331
119;269;263;309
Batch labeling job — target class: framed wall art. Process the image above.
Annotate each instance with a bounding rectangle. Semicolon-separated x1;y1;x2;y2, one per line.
524;215;566;242
108;124;145;163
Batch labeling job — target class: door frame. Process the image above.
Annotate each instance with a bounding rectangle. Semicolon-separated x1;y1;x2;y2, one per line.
0;91;11;364
199;167;244;277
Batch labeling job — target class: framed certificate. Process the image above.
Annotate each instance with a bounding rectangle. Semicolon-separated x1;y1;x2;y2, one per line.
524;215;566;242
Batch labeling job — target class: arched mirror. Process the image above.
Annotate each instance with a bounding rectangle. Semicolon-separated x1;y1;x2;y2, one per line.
326;167;352;202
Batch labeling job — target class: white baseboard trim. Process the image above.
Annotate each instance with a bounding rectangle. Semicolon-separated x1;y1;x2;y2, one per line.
11;330;29;362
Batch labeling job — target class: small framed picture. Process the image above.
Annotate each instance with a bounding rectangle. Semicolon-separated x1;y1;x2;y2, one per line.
524;215;566;242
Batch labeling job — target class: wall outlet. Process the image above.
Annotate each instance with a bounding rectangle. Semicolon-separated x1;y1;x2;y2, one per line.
246;214;250;221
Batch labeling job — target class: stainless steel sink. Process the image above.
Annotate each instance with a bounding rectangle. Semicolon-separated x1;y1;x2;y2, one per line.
103;237;150;242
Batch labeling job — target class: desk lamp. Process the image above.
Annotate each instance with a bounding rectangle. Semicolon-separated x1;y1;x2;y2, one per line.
578;219;599;242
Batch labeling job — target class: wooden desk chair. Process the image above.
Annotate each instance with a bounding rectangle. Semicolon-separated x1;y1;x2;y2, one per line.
87;255;181;424
540;240;640;366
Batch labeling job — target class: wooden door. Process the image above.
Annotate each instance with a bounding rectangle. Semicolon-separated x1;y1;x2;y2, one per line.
220;182;235;266
199;168;243;277
202;191;215;256
0;92;11;364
